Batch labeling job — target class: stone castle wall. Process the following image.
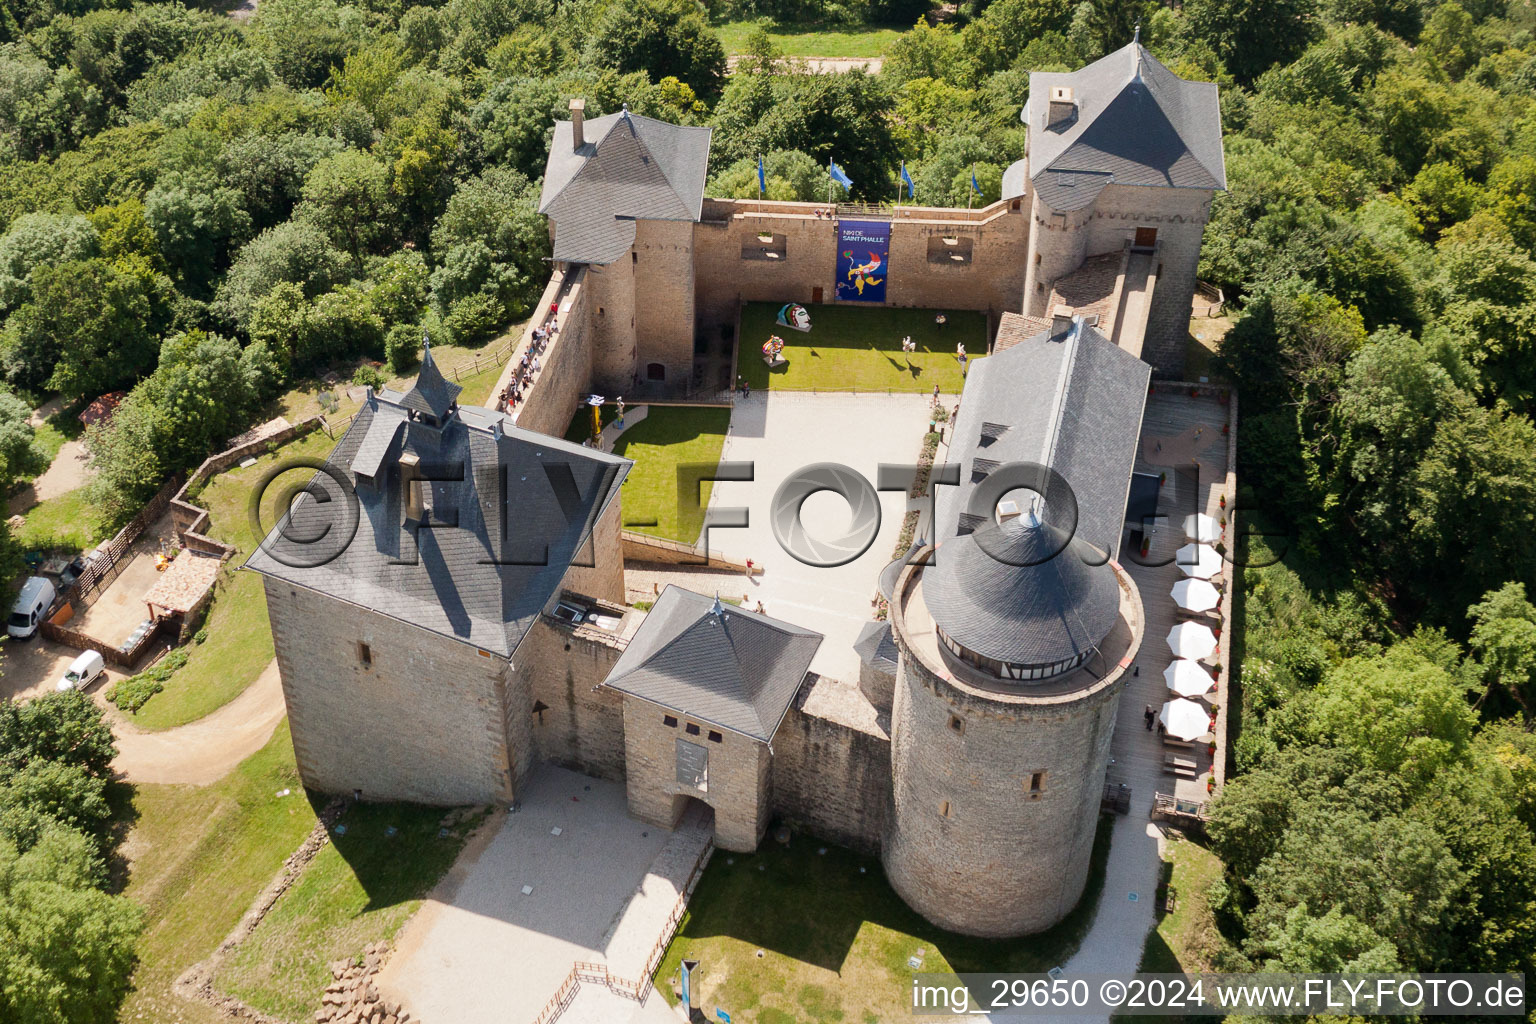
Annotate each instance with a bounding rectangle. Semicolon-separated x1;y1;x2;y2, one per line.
621;695;772;852
519;613;628;782
770;677;892;856
632;219;698;388
692;199;1029;349
514;268;595;439
263;577;529;806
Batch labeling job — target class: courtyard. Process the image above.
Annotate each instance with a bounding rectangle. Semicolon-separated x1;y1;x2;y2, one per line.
735;302;984;393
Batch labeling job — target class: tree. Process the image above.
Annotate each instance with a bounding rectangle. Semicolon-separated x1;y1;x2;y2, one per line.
143;169;252;293
0;389;38;488
1403;162;1480;240
1185;0;1320;84
429;167;550;325
213;220;351;331
884;18;963;87
41;256;170;398
1419;2;1483;80
960;0;1076;81
1468;582;1536;718
0;692;117;781
581;0;726;99
710;149;824;201
0;213;99;315
135;331;263;471
0;760;112;856
297;150;395;266
0;828;143;1024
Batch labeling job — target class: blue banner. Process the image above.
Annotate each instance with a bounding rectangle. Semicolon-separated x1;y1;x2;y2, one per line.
836;219;890;303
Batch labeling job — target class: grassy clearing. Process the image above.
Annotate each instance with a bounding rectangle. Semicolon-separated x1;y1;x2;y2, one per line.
737;302;982;394
1185;315;1234;383
714;19;902;56
656;816;1113;1023
14;487;105;552
118;724;316;1024
565;405;731;545
127;429;336;730
216;803;483;1020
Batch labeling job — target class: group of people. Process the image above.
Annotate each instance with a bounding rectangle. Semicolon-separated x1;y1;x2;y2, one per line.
496;302;560;414
811;207;836;219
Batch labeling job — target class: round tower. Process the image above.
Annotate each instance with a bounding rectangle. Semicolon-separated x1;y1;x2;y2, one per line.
882;513;1143;938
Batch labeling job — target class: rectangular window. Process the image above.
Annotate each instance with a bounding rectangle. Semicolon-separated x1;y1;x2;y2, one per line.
939;800;951;818
663;715;678;727
948;714;965;735
357;642;371;667
631;252;637;264
685;722;701;736
1029;771;1046;797
708;730;723;743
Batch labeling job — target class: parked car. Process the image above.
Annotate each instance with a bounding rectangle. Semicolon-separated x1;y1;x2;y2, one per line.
56;650;105;692
7;576;56;640
58;555;91;590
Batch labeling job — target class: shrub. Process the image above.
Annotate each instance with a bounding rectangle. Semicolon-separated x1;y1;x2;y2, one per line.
106;676;163;713
351;365;386;391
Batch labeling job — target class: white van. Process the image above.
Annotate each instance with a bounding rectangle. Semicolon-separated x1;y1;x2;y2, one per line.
8;576;56;640
57;650;105;691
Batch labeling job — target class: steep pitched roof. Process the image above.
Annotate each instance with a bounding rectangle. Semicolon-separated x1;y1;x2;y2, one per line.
396;343;461;421
538;108;712;265
245;396;629;658
1027;43;1225;205
603;587;823;742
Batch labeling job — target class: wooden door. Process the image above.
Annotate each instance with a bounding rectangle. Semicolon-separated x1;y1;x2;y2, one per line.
812;286;824;303
1134;227;1158;249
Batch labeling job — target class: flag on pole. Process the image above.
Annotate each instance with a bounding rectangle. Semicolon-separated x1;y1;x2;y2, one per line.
970;166;981;194
900;161;915;199
829;159;853;190
757;155;767;197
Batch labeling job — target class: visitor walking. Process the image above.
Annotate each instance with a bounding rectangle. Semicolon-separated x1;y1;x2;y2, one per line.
932;384;940;406
1144;704;1155;731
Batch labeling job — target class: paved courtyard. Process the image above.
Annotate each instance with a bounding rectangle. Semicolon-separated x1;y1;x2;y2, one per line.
706;391;935;684
378;765;708;1024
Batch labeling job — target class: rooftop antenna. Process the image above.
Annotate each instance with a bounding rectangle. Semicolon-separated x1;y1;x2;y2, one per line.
711;591;725;618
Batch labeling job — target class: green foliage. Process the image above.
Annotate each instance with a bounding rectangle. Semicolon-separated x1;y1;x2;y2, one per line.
104;647;189;715
1468;582;1536;718
582;0;726;98
0;691;117;781
351;364;385;390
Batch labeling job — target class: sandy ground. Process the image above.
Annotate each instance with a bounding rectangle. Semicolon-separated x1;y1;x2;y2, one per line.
380;766;675;1024
110;658;286;785
1;633;125;702
8;439;89;514
706;391;935;683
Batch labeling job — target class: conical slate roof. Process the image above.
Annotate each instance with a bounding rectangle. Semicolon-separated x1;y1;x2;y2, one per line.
926;513;1120;669
398;343;461;421
603;587;823;741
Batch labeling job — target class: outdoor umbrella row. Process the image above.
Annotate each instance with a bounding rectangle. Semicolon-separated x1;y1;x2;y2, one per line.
1165;621;1217;660
1164;658;1216;698
1170;578;1220;613
1159;698;1212;741
1175;542;1223;579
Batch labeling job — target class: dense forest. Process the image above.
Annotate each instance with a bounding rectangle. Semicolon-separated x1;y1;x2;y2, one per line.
0;0;1534;1014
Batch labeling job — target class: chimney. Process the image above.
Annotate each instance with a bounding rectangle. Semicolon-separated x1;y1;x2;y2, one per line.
399;452;423;522
1046;86;1076;131
570;98;585;150
1051;304;1076;339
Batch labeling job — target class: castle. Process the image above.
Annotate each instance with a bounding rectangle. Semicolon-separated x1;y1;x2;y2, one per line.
247;42;1223;939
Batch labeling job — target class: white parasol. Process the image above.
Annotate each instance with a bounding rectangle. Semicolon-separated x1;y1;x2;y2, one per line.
1163;659;1216;698
1183;513;1221;543
1166;621;1218;660
1174;542;1223;579
1170;578;1221;613
1160;698;1212;741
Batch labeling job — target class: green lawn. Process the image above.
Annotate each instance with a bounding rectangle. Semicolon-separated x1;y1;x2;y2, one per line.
1119;833;1226;1024
737;302;983;394
715;19;903;56
119;724;317;1024
14;487;106;552
565;405;731;545
128;429;337;730
216;802;484;1020
656;816;1113;1023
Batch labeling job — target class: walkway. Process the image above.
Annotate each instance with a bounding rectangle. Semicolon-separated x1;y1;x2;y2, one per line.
379;766;712;1024
1014;390;1233;1022
110;658;286;785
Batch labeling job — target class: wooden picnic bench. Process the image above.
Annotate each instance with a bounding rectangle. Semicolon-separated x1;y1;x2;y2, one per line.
1163;754;1199;777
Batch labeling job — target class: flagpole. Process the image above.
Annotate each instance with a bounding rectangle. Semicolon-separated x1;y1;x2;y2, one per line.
968;164;975;210
758;153;763;200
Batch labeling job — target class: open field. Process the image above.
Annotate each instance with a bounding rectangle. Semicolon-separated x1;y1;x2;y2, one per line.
737;302;982;394
217;802;482;1020
655;816;1112;1023
117;725;315;1024
14;486;104;551
714;19;902;56
126;428;336;729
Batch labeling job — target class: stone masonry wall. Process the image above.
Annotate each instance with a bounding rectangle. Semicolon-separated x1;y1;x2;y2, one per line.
770;680;892;856
633;219;697;387
621;695;771;852
515;268;595;439
559;491;625;606
693;200;1029;350
263;577;529;806
519;614;628;782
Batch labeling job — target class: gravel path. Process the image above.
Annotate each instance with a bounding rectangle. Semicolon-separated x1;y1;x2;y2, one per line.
110;658;286;785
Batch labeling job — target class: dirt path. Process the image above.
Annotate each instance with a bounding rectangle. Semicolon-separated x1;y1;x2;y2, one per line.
725;55;884;74
111;659;286;785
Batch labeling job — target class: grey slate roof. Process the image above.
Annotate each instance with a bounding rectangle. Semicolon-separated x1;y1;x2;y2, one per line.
1028;43;1225;209
245;391;630;659
927;513;1121;667
538;109;712;266
396;343;461;421
853;620;900;674
603;586;823;742
925;313;1150;666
